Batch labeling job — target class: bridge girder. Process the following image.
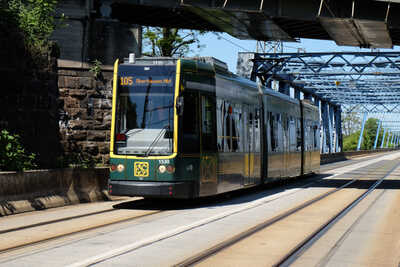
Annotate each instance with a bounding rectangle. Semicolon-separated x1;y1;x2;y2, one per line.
107;0;400;47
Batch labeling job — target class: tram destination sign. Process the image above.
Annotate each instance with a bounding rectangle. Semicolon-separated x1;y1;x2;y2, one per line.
120;76;172;86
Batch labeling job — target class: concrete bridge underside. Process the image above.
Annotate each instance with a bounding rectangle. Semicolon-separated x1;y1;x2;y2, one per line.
107;0;400;48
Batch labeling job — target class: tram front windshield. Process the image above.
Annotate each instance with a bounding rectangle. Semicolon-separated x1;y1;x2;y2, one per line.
115;65;175;156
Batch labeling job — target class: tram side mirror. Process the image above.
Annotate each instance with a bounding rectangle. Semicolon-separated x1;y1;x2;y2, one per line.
176;95;184;116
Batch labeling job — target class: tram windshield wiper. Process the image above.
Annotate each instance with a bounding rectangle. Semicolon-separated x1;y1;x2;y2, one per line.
125;128;144;137
144;125;170;156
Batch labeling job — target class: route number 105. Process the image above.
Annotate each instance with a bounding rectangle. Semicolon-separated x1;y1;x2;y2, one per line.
120;76;133;85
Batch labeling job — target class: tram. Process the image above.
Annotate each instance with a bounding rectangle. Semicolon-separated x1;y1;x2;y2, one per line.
108;56;320;198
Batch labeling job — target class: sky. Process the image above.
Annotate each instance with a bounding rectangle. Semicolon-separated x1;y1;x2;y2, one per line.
192;32;400;73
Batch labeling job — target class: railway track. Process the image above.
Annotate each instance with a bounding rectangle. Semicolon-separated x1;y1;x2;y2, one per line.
0;171;331;256
0;199;165;254
1;152;399;266
175;160;400;267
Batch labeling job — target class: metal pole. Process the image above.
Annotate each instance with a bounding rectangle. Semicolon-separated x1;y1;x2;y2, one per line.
385;131;391;148
357;113;367;151
321;101;330;153
329;104;335;153
373;120;382;150
390;131;395;147
334;105;342;153
380;128;387;149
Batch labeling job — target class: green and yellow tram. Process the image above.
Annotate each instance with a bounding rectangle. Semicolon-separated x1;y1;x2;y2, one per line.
108;56;320;198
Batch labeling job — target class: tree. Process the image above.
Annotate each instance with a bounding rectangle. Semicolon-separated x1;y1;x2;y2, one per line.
361;118;379;150
343;117;382;151
342;112;361;136
7;0;61;49
343;131;359;151
143;27;205;57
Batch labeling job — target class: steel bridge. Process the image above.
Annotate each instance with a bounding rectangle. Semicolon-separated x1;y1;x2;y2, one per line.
91;0;400;153
107;0;400;48
237;52;400;153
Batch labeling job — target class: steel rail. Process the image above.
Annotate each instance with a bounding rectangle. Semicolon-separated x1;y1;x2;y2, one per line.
174;179;359;267
175;160;398;267
0;208;165;255
0;209;116;235
276;161;400;267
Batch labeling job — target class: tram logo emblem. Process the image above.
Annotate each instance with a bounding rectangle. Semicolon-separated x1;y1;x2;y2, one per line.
134;162;149;177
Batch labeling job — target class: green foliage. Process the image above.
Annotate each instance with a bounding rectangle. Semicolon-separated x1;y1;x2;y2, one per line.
7;0;61;51
343;131;360;151
143;27;205;57
343;118;384;151
0;130;37;171
89;59;103;79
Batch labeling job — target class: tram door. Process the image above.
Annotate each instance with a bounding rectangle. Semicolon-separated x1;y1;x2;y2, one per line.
244;105;256;186
199;94;218;196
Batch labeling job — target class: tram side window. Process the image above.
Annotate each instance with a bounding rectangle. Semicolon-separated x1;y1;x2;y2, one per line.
289;117;296;152
181;92;200;153
254;109;260;152
227;105;237;151
217;99;223;151
296;118;302;151
269;112;278;152
202;95;216;151
276;113;282;152
304;120;312;151
231;104;242;152
282;115;288;151
314;124;319;149
219;100;230;152
219;101;241;152
310;123;315;150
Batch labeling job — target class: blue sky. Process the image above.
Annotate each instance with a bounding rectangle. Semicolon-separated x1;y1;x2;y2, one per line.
192;32;399;73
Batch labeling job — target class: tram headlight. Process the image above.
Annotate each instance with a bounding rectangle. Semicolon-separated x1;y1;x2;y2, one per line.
158;165;166;173
117;164;125;172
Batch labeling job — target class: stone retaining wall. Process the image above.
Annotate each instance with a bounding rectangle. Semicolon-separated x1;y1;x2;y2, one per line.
58;67;113;165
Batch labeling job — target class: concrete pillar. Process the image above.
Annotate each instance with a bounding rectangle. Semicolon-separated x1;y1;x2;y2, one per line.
357;113;367;151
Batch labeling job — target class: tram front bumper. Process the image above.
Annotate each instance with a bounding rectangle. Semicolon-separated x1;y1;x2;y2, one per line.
108;180;196;199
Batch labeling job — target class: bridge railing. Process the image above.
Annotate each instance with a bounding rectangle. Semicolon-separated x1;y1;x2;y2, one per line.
320;148;399;165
